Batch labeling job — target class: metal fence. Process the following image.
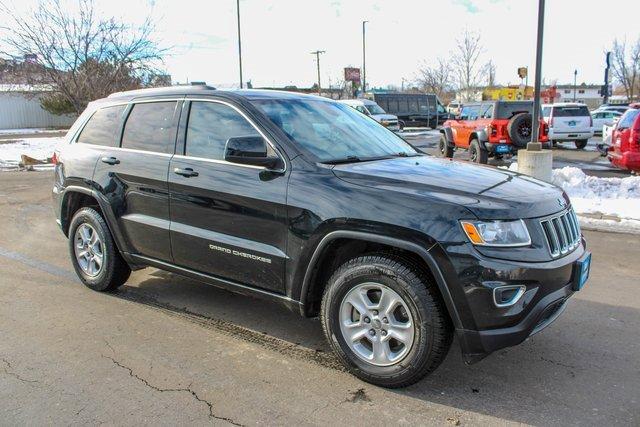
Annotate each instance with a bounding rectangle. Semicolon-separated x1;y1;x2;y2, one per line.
0;92;76;129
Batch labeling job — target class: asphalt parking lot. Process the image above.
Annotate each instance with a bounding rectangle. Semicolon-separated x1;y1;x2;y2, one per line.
1;172;638;426
406;131;626;177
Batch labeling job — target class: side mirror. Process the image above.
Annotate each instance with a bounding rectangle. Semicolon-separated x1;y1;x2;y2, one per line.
224;136;283;170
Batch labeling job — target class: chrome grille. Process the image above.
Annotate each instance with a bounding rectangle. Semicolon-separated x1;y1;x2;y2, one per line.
540;209;581;257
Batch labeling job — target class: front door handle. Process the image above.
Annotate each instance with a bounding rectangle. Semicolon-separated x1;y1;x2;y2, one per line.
101;156;119;165
174;167;199;177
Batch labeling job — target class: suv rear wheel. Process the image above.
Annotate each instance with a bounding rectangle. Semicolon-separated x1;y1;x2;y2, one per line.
439;134;454;158
321;254;452;388
469;139;488;164
575;139;588;150
68;207;131;292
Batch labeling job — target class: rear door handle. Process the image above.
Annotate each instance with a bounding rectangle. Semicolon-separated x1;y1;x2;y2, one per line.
174;167;199;177
101;156;119;165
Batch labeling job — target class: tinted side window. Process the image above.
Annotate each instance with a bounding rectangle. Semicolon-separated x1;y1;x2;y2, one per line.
480;104;494;118
121;102;179;154
618;109;639;129
185;101;261;161
77;105;126;147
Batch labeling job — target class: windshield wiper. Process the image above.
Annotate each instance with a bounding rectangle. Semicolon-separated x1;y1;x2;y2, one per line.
322;155;362;165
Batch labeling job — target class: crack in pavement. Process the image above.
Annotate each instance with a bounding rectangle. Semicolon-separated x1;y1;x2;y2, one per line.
102;355;243;426
1;357;38;384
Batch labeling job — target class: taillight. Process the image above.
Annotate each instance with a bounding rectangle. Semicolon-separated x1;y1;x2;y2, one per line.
543;122;549;136
51;152;59;165
487;124;497;137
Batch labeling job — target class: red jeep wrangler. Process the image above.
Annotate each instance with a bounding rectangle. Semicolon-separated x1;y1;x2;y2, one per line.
607;103;640;173
440;100;549;164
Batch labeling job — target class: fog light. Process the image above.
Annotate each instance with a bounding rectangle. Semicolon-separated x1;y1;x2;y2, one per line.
493;285;526;308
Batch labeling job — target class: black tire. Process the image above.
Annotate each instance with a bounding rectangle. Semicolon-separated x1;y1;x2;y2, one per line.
574;139;588;150
507;112;533;147
321;254;453;388
68;207;131;292
469;139;488;164
439;134;454;158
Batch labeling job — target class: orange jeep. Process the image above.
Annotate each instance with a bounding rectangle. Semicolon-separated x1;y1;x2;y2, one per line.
440;100;549;164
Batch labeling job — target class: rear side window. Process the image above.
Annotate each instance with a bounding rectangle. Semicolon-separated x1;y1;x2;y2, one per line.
618;110;640;129
185;101;261;161
553;106;590;117
77;105;126;147
121;102;179;154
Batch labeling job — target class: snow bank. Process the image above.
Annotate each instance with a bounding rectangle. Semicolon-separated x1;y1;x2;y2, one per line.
0;137;63;170
551;166;640;233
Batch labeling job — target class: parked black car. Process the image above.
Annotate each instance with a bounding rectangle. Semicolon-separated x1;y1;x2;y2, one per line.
373;93;453;128
53;86;591;388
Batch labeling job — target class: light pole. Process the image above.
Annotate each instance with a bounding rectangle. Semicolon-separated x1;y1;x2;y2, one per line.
573;69;577;102
530;0;545;145
236;0;243;89
362;20;368;96
311;50;325;95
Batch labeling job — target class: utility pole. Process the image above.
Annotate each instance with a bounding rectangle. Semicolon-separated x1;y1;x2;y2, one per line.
236;0;243;89
530;0;545;145
603;52;611;104
362;20;368;96
573;69;577;102
310;50;325;95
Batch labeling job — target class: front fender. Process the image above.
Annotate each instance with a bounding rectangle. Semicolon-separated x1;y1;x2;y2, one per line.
297;229;464;332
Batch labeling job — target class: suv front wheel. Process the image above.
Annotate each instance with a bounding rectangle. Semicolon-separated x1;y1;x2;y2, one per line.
469;139;488;164
439;134;454;158
68;207;131;292
321;254;452;388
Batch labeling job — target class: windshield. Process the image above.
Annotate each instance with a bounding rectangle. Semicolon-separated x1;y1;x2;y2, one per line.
365;103;386;115
252;99;417;162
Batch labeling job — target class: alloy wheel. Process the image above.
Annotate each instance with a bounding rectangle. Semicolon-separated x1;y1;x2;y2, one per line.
74;223;104;277
339;282;415;366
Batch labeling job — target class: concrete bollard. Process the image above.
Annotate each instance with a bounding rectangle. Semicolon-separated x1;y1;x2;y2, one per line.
517;142;553;183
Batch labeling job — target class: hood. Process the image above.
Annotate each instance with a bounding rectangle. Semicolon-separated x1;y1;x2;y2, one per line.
332;156;568;219
372;114;398;122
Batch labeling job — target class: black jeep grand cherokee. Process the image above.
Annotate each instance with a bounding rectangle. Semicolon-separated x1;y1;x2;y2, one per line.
53;86;591;388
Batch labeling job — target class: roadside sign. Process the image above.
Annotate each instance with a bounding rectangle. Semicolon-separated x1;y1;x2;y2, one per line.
518;67;528;79
344;67;361;83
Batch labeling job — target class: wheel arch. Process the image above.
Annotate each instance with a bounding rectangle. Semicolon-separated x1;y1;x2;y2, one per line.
299;230;463;330
60;186;138;267
440;127;454;145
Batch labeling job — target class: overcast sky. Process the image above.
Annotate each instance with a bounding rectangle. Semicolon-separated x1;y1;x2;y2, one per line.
6;0;640;89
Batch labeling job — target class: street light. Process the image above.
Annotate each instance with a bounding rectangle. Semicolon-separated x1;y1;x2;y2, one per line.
236;0;243;88
362;20;368;96
573;69;578;102
530;0;545;145
310;50;325;95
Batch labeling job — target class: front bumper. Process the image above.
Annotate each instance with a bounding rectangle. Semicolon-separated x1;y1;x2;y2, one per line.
457;281;574;364
433;235;588;364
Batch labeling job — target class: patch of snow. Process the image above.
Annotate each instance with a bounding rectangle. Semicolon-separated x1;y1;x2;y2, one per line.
552;166;640;234
0;136;63;171
500;163;640;234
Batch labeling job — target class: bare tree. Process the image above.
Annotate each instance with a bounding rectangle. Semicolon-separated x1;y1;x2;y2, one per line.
0;0;166;114
451;29;486;102
416;57;453;100
611;37;640;101
485;60;496;87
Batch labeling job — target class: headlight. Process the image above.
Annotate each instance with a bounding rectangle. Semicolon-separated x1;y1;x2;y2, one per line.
460;219;531;247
